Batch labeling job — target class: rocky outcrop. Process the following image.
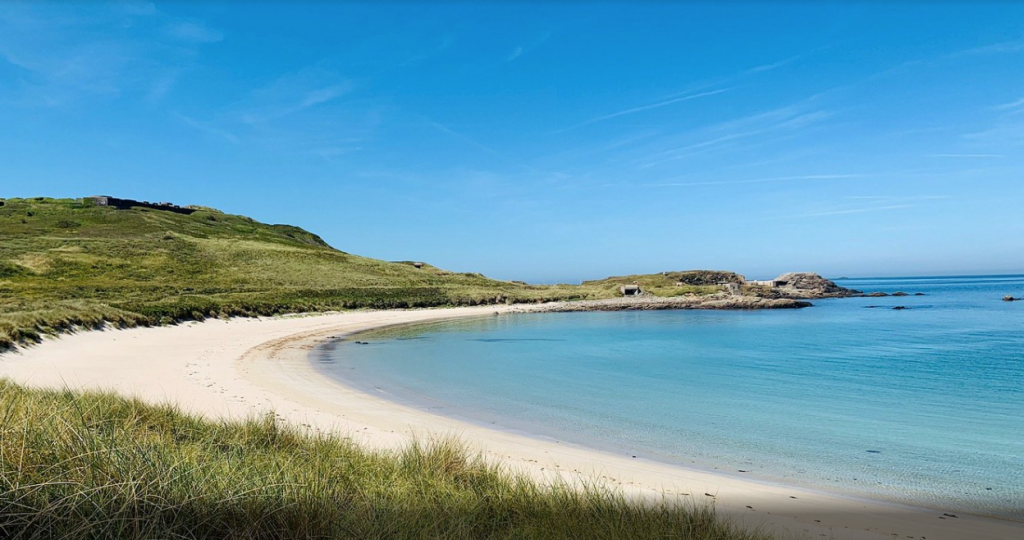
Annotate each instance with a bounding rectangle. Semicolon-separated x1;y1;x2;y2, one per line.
1005;295;1021;302
514;295;812;313
768;273;860;299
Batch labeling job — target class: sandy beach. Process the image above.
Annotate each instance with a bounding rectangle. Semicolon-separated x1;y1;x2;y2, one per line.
2;306;1021;540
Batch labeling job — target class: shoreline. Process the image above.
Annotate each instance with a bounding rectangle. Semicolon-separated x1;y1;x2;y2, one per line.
313;311;1024;525
308;316;929;514
2;306;1021;540
514;295;814;311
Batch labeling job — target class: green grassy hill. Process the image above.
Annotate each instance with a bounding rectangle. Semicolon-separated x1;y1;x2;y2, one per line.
583;270;741;297
0;197;591;348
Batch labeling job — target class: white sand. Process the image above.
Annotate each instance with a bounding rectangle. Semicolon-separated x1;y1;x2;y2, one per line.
2;306;1021;540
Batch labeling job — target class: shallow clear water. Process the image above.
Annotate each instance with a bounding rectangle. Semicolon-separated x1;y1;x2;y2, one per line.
315;275;1024;519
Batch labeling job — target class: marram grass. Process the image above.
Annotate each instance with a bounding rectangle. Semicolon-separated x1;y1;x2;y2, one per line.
0;379;778;540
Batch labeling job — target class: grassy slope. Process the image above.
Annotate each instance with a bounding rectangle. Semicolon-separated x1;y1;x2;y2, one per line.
583;270;742;298
0;379;775;540
0;197;595;348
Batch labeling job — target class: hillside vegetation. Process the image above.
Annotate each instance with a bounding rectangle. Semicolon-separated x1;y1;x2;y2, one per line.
0;197;594;348
584;270;742;297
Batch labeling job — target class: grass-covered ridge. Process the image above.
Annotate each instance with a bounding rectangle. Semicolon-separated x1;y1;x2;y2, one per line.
0;379;775;540
583;270;743;298
0;197;593;348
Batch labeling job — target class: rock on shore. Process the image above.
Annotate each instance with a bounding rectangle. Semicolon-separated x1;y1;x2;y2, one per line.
774;272;860;298
517;295;812;313
749;272;860;299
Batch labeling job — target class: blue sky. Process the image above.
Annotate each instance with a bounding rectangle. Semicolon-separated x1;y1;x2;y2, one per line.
2;2;1023;282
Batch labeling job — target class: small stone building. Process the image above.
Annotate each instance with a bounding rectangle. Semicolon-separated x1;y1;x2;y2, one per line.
620;284;642;296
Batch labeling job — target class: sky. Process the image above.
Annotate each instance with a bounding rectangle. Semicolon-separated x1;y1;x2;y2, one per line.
2;2;1023;283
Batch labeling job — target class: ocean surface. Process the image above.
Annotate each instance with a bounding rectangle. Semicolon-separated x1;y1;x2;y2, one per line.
314;275;1024;519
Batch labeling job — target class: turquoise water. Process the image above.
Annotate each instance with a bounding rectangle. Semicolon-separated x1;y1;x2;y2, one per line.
315;275;1024;520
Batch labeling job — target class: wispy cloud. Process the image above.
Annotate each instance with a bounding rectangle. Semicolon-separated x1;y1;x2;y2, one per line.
993;96;1024;111
301;84;351;108
781;195;949;220
430;121;540;174
549;51;804;142
929;153;1005;158
166;20;223;44
742;54;801;74
506;46;524;62
0;3;221;105
305;144;364;162
646;173;862;188
635;103;834;168
174;113;239;144
505;32;550;62
844;195;949;202
964;123;1024;145
238;70;354;125
430;121;503;156
146;69;179;103
796;204;917;218
557;88;731;132
955;39;1024;56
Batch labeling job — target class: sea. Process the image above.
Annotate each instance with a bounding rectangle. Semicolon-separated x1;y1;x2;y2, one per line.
313;275;1024;520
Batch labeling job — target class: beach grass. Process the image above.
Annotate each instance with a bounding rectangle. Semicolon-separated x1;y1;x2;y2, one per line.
0;379;776;540
0;197;600;350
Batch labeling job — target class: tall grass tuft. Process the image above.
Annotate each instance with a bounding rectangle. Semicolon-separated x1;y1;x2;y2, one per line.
0;380;777;540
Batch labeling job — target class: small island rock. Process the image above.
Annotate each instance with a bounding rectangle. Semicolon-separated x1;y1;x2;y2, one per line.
768;273;861;299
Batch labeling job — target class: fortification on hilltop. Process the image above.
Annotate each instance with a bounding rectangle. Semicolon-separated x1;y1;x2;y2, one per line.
86;196;196;215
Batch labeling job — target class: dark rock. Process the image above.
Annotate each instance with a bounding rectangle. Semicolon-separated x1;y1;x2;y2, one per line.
531;296;814;313
1004;295;1020;302
866;292;889;297
914;293;926;296
892;291;909;297
768;272;861;299
892;306;910;310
